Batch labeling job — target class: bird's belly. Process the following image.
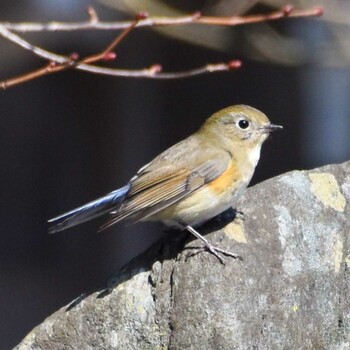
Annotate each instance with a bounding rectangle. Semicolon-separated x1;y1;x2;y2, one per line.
152;181;246;228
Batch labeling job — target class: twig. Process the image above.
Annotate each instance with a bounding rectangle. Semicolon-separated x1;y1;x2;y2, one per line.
0;5;323;89
0;21;242;89
83;60;242;79
0;15;142;89
1;60;242;89
86;6;99;23
0;6;323;32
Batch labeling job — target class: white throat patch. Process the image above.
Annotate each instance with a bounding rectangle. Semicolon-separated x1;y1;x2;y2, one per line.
248;145;262;167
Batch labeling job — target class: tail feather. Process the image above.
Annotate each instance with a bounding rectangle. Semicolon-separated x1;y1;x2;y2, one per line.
48;184;130;234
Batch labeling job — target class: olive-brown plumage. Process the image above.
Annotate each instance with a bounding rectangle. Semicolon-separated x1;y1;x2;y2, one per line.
49;105;282;263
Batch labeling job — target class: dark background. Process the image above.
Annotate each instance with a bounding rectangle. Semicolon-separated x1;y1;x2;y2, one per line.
1;1;349;348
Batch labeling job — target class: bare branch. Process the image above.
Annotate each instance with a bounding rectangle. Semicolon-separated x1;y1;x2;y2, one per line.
195;5;323;25
0;16;140;89
0;21;242;89
1;59;242;89
0;6;323;33
0;5;323;89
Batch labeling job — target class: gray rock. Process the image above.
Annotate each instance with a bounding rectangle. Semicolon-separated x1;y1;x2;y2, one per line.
15;161;350;350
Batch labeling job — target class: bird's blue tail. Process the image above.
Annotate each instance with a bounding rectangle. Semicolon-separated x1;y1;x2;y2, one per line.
48;184;130;234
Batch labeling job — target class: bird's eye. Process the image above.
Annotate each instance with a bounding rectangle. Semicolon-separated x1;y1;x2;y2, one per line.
238;119;249;129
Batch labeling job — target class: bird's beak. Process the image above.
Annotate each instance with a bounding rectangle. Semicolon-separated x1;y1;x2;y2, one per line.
261;124;283;133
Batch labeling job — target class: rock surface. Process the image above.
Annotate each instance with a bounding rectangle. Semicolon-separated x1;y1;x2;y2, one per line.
15;161;350;350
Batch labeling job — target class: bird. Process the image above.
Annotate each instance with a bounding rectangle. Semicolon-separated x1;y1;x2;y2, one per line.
48;105;282;263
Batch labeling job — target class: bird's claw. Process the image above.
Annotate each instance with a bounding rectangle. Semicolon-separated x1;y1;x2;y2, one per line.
186;243;243;265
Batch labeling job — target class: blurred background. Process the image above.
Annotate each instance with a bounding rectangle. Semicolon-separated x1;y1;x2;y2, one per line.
1;0;349;348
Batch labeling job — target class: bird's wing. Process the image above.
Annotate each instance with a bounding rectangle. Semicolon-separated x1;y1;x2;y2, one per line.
99;138;231;230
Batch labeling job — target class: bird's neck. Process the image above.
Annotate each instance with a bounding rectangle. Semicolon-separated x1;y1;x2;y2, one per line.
203;123;260;152
198;126;263;174
246;143;262;168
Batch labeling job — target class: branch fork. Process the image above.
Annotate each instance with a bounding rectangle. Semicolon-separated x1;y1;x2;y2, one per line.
0;6;323;90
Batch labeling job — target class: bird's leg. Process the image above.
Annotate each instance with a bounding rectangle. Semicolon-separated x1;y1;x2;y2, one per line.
184;225;242;265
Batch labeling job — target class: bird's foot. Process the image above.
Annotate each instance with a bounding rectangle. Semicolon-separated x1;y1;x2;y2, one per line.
187;243;242;265
184;225;242;265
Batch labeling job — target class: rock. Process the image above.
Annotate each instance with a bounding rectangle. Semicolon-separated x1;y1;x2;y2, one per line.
15;161;350;350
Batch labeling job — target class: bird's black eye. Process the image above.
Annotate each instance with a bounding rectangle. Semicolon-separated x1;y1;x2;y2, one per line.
238;119;249;129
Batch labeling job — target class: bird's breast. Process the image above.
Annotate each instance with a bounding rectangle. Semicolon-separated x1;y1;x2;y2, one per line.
206;160;239;194
152;160;252;228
